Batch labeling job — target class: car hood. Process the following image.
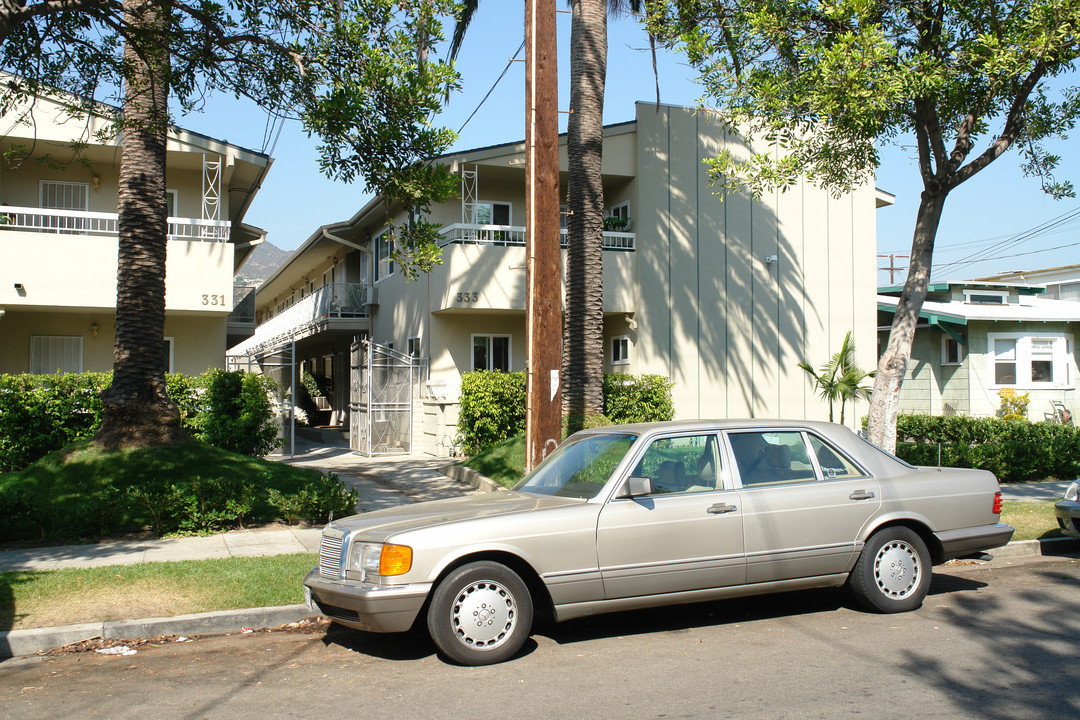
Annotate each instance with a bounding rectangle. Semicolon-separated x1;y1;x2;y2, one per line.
327;490;585;541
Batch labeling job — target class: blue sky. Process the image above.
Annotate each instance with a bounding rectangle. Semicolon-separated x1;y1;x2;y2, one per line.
176;6;1080;284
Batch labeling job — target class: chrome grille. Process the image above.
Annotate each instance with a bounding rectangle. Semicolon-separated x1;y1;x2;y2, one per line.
318;533;345;579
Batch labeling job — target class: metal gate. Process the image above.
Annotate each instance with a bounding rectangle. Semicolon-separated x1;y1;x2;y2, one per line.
350;340;420;456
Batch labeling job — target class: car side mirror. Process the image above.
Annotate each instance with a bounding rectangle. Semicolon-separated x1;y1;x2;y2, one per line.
622;476;653;498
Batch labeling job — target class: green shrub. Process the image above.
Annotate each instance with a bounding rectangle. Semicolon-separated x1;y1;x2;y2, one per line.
0;372;110;472
0;443;359;542
894;413;1080;483
198;370;281;456
293;371;317;423
458;371;528;456
603;374;675;424
0;369;280;472
267;472;358;525
458;371;677;455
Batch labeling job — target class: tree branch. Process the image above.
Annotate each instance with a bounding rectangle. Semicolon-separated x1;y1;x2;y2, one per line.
949;62;1047;189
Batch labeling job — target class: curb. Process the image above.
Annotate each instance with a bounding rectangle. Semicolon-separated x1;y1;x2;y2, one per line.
0;604;313;660
985;535;1080;558
440;463;505;494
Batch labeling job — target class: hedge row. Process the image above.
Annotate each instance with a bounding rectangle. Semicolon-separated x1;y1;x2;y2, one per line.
0;370;280;472
0;453;357;543
457;371;675;455
894;413;1080;483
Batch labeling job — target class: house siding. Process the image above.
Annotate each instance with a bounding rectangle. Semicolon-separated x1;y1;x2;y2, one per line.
631;104;877;422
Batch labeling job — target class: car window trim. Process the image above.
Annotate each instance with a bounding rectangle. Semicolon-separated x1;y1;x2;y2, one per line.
722;428;822;490
604;429;729;502
804;431;873;481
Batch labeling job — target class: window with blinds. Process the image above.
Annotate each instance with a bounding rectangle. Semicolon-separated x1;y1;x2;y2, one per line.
40;180;89;232
30;336;83;374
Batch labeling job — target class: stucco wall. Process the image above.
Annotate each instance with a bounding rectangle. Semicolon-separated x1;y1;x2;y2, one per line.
0;309;226;375
0;234;235;313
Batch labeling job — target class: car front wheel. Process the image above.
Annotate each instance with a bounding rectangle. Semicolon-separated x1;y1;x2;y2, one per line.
426;561;534;665
849;527;931;613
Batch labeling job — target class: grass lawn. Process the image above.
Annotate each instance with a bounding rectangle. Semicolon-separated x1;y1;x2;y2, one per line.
461;434;527;488
0;441;328;544
1000;500;1064;541
0;554;317;631
1;440;322;495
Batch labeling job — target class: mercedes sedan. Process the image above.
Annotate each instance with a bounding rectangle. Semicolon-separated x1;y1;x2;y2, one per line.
304;420;1013;665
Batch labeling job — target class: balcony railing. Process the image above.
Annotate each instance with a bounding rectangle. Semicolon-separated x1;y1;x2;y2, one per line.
230;282;370;356
0;205;230;242
438;223;635;251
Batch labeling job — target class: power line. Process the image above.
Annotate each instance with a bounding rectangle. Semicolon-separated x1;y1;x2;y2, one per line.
935;204;1080;273
456;39;526;135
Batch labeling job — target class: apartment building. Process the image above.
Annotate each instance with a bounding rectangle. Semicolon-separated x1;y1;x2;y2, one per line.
231;102;888;455
0;85;271;375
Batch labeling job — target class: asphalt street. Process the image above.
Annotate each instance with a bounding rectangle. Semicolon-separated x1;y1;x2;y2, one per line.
1;554;1077;720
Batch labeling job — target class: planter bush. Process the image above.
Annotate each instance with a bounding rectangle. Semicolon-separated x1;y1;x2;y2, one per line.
0;443;357;543
0;372;110;472
457;371;676;455
0;369;281;472
893;413;1080;483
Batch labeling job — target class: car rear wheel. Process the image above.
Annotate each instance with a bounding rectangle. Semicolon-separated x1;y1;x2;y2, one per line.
849;527;931;613
427;561;533;665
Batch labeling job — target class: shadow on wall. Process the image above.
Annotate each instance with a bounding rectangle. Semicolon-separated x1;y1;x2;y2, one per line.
638;108;850;419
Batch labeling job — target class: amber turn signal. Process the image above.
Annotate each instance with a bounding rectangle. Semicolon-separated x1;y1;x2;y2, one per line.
379;544;413;576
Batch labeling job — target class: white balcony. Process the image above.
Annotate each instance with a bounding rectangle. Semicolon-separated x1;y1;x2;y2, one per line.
0;205;230;241
229;282;370;357
438;223;635;251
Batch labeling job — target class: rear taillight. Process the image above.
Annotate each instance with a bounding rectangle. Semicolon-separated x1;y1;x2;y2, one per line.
993;491;1003;515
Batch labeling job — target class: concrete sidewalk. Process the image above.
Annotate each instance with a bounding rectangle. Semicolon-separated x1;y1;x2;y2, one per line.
1000;479;1074;501
0;527;323;573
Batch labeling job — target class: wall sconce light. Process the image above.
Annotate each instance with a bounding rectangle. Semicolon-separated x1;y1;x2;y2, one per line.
91;175;101;190
90;321;99;337
14;282;25;296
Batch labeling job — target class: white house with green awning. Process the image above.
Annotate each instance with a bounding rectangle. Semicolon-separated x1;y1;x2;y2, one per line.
877;281;1080;420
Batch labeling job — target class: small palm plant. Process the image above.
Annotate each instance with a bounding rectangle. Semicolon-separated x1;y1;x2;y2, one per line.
797;331;876;424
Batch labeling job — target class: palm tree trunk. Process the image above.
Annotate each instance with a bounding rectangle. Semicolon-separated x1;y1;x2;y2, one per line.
96;0;186;448
867;186;947;452
563;0;607;430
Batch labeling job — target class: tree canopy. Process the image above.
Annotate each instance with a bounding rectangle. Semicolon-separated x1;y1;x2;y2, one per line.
647;0;1080;449
0;0;461;273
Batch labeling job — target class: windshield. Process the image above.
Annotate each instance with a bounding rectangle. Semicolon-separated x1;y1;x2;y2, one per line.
514;432;637;499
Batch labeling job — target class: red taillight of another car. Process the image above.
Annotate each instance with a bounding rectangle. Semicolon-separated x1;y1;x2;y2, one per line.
993;491;1003;515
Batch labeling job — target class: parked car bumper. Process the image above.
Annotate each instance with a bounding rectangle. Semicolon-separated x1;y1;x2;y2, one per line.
303;568;432;633
1055;500;1080;539
934;523;1015;560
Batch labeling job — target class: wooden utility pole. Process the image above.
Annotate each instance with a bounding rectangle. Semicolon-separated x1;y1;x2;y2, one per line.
524;0;562;471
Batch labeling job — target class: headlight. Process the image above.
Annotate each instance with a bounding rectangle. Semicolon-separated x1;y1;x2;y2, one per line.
350;542;383;578
1065;482;1079;503
349;542;413;580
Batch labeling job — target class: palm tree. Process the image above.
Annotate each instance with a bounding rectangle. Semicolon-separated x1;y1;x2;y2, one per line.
450;1;646;432
96;0;187;448
798;331;875;425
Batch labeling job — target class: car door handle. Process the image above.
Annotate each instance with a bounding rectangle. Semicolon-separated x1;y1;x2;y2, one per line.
707;503;738;514
849;490;876;501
